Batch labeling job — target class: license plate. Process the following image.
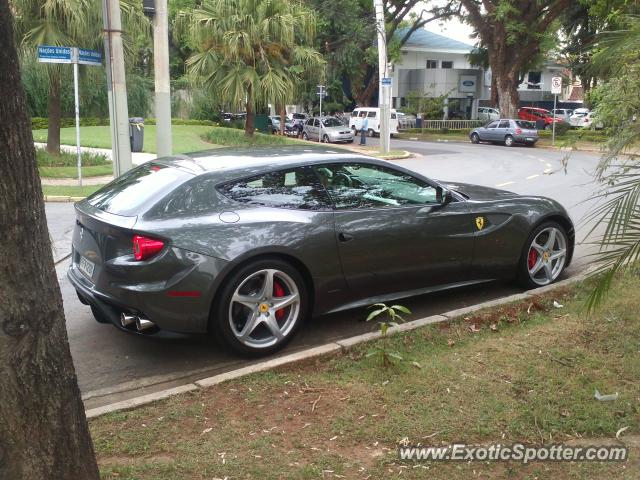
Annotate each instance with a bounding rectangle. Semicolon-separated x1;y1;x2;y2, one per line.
526;137;534;141
78;255;95;279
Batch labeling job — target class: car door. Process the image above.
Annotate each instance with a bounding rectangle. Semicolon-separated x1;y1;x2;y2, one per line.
479;121;499;141
314;162;476;299
496;120;510;142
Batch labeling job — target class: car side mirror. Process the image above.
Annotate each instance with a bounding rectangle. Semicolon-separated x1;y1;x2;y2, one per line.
436;187;453;204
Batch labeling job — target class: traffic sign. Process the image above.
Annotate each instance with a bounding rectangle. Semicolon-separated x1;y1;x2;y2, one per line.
551;77;562;95
78;48;102;66
37;45;73;64
381;77;392;86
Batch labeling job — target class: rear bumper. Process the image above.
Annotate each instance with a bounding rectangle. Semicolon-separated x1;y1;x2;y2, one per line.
68;246;231;333
514;135;538;144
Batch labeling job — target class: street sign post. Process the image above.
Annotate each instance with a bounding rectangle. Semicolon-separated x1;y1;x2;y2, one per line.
551;77;562;146
38;46;102;186
317;85;326;143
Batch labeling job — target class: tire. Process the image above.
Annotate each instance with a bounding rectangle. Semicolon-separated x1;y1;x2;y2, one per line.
470;133;480;144
302;132;309;141
212;258;309;356
322;134;330;143
504;135;514;147
367;128;375;137
517;221;569;289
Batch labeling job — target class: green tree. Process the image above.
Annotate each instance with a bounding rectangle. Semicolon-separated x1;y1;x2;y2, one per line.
13;0;149;154
583;14;640;308
179;0;324;136
457;0;571;118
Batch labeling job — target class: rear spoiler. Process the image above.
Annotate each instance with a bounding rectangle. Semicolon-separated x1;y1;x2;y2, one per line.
74;200;138;231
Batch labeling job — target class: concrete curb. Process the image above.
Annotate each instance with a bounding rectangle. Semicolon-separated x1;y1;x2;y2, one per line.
85;268;596;419
44;195;85;203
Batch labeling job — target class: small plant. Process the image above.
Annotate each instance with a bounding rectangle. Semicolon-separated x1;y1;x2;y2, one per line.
365;303;411;368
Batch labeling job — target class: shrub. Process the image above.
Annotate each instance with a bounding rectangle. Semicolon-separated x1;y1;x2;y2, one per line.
204;127;298;146
35;148;110;167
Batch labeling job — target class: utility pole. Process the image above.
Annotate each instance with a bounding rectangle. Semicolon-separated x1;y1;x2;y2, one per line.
374;0;390;154
102;0;132;176
317;85;325;143
152;0;172;156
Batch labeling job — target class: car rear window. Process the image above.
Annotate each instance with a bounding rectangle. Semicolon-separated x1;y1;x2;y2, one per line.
515;120;536;129
87;163;192;216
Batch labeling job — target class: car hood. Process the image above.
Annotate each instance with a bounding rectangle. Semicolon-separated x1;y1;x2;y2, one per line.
441;181;518;201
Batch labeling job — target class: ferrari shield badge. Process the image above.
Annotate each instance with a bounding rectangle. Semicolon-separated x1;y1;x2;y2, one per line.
475;216;485;231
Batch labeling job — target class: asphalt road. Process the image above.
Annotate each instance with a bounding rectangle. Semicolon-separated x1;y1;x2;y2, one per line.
46;139;603;409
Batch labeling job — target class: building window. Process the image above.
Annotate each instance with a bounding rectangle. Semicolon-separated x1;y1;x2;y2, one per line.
426;60;437;69
527;71;542;89
441;61;453;69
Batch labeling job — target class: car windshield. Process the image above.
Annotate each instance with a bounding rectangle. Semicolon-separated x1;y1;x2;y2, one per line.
516;120;536;129
322;118;342;127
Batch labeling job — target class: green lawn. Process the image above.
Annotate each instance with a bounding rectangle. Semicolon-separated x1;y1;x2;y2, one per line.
91;273;640;480
39;165;113;179
33;125;217;154
43;184;104;197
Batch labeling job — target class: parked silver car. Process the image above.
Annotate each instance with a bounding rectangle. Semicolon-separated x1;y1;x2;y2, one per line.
469;119;538;147
302;116;355;143
552;108;574;122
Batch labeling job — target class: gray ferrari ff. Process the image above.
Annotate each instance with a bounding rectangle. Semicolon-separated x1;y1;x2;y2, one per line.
69;145;574;355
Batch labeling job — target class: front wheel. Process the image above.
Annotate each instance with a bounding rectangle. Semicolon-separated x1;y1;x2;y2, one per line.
213;259;308;356
504;135;514;147
517;222;568;289
470;133;480;144
322;134;330;143
302;132;309;141
367;128;375;137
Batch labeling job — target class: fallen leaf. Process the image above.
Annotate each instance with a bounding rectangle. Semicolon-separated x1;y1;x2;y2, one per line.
616;426;629;440
553;301;564;308
201;427;213;434
447;339;455;347
490;323;498;332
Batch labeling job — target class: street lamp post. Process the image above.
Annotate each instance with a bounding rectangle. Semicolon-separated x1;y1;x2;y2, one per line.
374;0;390;154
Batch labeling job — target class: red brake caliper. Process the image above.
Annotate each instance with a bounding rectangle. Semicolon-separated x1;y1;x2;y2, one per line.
273;280;286;320
528;248;538;270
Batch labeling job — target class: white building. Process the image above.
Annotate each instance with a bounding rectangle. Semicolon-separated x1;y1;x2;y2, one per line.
391;29;575;118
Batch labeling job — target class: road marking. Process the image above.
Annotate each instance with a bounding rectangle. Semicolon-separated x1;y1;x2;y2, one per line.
495;181;515;187
526;174;540;180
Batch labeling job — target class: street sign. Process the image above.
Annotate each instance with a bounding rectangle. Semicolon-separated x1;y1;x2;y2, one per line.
551;77;562;95
37;45;73;64
78;48;102;66
37;45;103;187
381;77;392;86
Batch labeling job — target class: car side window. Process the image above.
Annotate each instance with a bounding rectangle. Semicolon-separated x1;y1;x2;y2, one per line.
219;167;332;211
486;121;499;129
358;111;367;118
313;119;320;127
367;111;376;118
498;121;510;128
351;111;358;117
314;163;439;210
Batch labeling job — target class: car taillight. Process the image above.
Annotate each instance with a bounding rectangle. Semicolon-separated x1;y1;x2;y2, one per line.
133;234;164;261
515;128;522;134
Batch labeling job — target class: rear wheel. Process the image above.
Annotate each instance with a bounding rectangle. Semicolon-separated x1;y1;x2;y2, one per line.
322;134;330;143
518;222;568;288
504;135;514;147
302;132;309;141
367;128;375;137
470;133;480;144
213;259;308;356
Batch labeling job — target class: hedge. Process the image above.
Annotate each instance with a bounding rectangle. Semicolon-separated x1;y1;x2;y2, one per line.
31;117;218;130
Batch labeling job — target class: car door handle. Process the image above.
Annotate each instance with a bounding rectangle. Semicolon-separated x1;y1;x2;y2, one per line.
338;232;354;242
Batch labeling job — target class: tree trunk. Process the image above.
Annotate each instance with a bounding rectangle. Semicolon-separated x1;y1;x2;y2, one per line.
46;73;61;155
491;58;520;118
244;86;255;136
0;4;100;479
279;105;286;136
490;74;499;108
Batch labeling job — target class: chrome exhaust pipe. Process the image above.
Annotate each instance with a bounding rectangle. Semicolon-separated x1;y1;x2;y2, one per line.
120;313;137;328
135;317;156;332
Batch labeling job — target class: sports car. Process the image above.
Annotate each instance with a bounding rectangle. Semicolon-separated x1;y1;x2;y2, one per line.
68;146;574;355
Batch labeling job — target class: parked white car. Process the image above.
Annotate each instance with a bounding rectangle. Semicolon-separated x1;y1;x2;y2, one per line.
569;108;590;127
571;111;603;129
478;107;500;121
349;107;399;137
552;109;574;122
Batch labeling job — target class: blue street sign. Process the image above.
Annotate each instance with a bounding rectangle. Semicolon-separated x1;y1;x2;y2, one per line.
381;77;392;86
78;48;102;66
37;45;73;64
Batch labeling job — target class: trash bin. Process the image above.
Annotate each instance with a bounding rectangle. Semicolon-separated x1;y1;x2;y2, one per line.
416;117;423;128
535;119;545;131
129;117;144;152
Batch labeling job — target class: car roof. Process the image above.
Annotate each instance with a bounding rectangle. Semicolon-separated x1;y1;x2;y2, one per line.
156;146;375;178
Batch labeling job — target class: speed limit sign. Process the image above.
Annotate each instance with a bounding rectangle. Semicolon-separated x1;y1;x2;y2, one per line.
551;77;562;95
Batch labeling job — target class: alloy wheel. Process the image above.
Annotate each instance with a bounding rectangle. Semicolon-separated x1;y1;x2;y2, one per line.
228;269;301;349
527;227;567;286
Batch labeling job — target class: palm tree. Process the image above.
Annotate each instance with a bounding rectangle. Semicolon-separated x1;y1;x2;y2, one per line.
584;14;640;308
179;0;324;136
13;0;149;154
